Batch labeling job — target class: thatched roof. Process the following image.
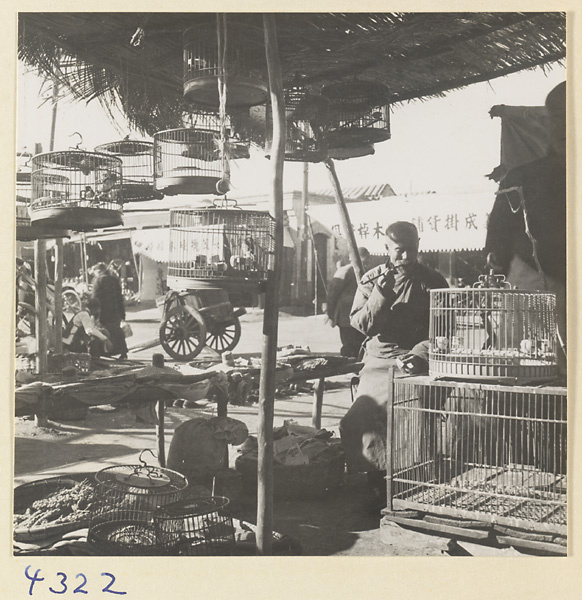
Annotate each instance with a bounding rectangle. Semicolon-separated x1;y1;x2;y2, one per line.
18;12;565;135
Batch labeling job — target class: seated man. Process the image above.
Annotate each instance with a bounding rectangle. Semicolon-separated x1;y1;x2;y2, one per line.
339;221;448;509
63;297;113;358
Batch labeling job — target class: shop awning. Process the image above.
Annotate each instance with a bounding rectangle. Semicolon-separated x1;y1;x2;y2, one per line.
307;192;496;254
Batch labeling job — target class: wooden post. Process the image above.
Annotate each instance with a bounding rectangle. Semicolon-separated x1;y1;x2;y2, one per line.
54;240;64;353
324;158;363;281
50;76;64;353
34;387;49;428
34;239;48;376
311;377;325;429
385;366;395;511
256;14;285;556
152;354;166;467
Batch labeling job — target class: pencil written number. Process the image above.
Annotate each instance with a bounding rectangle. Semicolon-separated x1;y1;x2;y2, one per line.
25;566;127;596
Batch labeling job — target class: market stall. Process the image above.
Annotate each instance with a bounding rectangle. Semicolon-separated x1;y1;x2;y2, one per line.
16;12;566;555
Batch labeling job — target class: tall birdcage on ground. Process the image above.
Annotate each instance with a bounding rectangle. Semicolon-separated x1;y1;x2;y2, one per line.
167;203;276;292
154;496;235;556
88;461;188;556
30;151;123;232
265;85;329;163
94;139;162;202
183;21;269;109
321;80;391;150
429;274;558;382
389;376;566;536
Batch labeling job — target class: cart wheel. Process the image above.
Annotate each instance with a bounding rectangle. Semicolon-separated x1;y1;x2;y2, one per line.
205;316;242;353
159;305;207;361
62;288;82;313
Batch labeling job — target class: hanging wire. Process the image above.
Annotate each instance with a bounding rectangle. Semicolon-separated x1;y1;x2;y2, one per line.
216;13;230;194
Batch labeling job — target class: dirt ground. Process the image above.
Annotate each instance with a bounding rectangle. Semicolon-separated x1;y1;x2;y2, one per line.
12;305;483;557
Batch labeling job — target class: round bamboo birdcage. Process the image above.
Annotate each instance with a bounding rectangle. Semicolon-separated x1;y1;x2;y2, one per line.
153;496;235;556
321;80;391;149
183;23;269;109
429;274;558;381
94;140;162;202
30;151;123;232
167;203;275;291
153;127;222;196
88;461;188;556
265;86;329;163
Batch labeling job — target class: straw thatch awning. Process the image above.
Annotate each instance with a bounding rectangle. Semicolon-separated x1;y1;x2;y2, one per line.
18;12;565;135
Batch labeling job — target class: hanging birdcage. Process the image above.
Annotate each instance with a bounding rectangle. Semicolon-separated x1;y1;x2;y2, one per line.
17;167;70;241
153;127;223;196
94;140;162;202
30;151;123;232
429;274;558;381
88;460;188;556
153;496;235;556
183;22;268;109
167;203;275;291
265;85;329;163
321;80;391;149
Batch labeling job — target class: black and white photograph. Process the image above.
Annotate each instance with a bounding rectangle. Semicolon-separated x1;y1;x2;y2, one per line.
7;8;576;592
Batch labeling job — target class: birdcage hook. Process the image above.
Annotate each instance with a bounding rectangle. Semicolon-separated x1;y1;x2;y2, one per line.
69;131;84;150
129;448;162;480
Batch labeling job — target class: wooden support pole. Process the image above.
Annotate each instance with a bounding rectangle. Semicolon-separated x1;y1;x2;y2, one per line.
34;239;48;376
311;377;325;429
152;354;166;467
324;158;363;281
256;14;285;556
385;366;395;512
34;387;49;428
54;239;64;353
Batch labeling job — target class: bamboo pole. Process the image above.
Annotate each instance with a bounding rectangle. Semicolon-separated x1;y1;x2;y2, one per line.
34;239;48;376
256;14;285;556
324;158;363;281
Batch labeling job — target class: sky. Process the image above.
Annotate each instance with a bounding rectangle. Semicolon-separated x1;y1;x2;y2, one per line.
17;60;566;199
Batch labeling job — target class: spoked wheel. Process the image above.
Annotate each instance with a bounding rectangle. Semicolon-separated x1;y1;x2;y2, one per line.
62;288;82;314
159;305;207;361
205;317;242;354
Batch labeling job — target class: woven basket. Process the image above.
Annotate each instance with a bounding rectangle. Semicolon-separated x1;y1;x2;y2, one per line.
13;473;96;542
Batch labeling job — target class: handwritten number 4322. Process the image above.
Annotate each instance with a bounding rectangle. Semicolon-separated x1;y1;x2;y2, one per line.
25;566;126;596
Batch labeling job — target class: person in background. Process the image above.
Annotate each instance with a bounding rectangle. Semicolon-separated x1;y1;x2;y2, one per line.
91;262;128;359
326;247;372;358
485;81;566;374
63;297;113;358
340;221;448;511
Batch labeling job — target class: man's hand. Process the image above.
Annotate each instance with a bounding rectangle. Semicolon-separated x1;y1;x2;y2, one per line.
103;338;114;354
324;315;336;328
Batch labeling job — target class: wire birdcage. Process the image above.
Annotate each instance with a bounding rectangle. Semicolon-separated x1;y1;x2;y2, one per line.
429;274;558;381
265;86;329;163
167;204;275;290
95;140;162;202
183;22;268;109
321;80;391;149
154;496;235;556
88;461;188;556
153;127;223;196
30;151;123;232
390;377;566;535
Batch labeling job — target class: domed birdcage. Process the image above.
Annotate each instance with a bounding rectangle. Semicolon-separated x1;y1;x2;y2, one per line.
265;85;329;163
321;80;391;150
30;151;123;232
154;127;221;196
94;139;162;202
183;21;269;109
17;166;70;241
429;274;558;382
167;202;275;292
88;457;188;556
